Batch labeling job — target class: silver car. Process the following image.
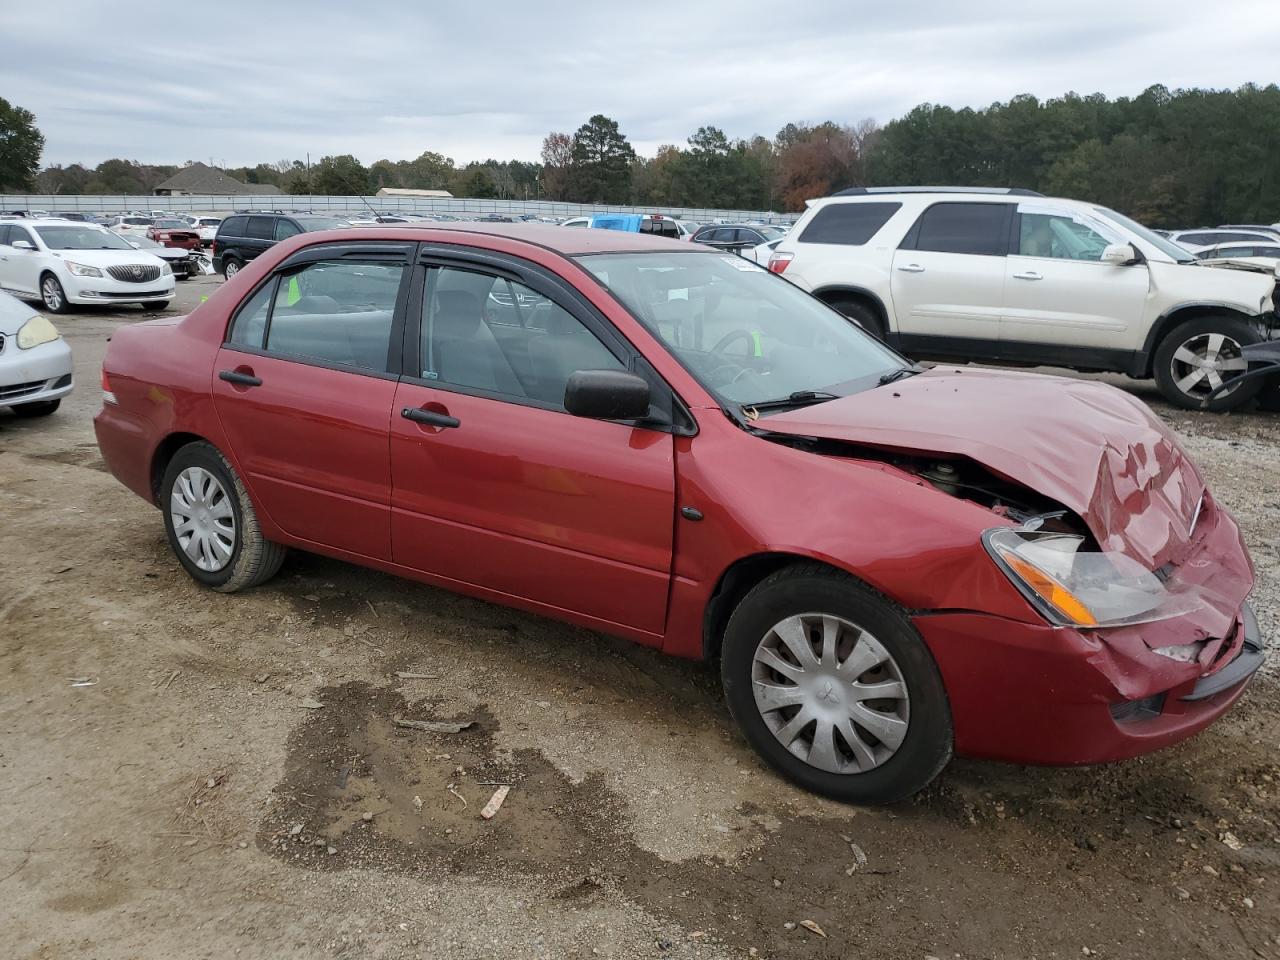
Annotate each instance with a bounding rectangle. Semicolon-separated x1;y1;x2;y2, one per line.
0;289;73;417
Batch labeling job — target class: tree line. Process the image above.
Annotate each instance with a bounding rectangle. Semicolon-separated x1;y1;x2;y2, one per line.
5;84;1279;225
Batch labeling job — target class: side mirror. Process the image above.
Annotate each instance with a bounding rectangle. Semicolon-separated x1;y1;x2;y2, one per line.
11;240;34;251
564;369;651;421
1101;243;1138;266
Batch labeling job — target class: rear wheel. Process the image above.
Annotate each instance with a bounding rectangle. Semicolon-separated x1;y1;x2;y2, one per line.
720;565;952;804
1153;316;1263;411
221;257;242;279
826;296;886;340
40;274;71;314
11;399;60;418
161;442;287;592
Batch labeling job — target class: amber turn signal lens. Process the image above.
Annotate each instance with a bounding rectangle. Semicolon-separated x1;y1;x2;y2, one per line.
1002;553;1099;627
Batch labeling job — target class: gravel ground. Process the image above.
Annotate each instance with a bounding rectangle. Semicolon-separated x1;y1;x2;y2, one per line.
2;276;1279;959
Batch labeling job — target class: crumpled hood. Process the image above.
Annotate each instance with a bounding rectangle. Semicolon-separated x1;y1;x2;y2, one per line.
764;367;1202;568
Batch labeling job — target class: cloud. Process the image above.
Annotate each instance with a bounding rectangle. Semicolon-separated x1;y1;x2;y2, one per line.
1;0;1274;167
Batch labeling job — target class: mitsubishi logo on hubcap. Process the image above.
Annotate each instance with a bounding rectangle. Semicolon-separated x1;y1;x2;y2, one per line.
818;681;837;703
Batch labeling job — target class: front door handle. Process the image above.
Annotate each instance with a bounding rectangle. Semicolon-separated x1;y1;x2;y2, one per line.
218;369;262;387
896;263;925;273
401;406;460;429
1012;271;1043;281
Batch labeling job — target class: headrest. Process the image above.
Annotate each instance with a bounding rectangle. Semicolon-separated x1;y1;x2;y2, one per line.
434;290;482;338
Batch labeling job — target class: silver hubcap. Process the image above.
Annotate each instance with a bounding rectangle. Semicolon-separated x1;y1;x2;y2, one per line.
224;261;239;277
42;278;62;310
752;613;909;774
170;466;236;572
1171;332;1248;399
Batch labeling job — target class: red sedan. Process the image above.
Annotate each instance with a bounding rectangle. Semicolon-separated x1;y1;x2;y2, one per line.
94;224;1265;802
146;218;202;250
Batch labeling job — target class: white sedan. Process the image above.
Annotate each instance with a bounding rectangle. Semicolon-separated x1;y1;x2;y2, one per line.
0;219;175;312
0;289;72;417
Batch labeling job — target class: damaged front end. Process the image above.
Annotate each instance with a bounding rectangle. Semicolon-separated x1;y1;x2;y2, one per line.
758;368;1265;763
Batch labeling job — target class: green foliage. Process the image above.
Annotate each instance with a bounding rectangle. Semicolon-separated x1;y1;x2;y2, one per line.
0;97;43;192
566;115;636;203
871;84;1280;225
310;154;373;195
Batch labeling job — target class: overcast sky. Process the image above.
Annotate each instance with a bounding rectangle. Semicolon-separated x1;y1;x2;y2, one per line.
2;0;1276;168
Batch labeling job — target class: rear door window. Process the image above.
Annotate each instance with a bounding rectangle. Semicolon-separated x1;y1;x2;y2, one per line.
260;260;407;372
799;202;901;245
246;216;274;240
906;202;1012;256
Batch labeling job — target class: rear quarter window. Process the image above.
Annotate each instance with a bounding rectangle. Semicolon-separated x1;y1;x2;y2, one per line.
799;202;901;245
219;216;248;237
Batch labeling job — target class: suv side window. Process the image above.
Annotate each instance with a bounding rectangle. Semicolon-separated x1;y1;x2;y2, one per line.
799;202;901;245
1016;209;1113;261
275;219;302;241
420;265;624;407
9;225;36;247
246;216;275;240
262;260;406;372
907;202;1012;256
0;225;10;245
220;216;248;238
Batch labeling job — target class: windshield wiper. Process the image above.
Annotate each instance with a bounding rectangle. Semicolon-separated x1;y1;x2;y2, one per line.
878;367;920;386
742;390;841;414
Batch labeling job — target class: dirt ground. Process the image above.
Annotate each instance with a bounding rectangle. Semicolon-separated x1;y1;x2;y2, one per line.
3;275;1279;959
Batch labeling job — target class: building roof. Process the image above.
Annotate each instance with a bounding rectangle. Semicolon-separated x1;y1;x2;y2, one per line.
154;162;282;195
375;187;453;198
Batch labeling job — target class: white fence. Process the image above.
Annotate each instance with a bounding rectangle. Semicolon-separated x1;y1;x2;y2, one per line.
0;194;796;225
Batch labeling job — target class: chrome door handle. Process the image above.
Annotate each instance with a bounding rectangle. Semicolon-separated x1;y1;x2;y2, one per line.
896;263;925;273
1012;271;1043;280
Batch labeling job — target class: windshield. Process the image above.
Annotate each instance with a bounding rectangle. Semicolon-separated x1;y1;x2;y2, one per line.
1094;206;1194;263
34;226;134;251
577;251;905;409
294;216;352;231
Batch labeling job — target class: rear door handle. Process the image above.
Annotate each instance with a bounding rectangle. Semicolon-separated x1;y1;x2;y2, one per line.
401;407;460;429
896;263;925;273
1012;271;1043;281
218;369;262;387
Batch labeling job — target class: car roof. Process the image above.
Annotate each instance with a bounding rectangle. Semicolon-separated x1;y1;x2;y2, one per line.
342;221;699;255
0;217;107;227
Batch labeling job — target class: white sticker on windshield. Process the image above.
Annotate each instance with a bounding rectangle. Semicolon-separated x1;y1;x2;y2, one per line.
720;256;764;272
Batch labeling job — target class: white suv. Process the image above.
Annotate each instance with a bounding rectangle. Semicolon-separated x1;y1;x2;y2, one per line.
769;187;1279;411
0;219;175;313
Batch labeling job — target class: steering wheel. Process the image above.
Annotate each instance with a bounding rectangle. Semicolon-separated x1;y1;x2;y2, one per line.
712;329;755;355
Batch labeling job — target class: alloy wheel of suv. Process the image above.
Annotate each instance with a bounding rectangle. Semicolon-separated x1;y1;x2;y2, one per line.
1154;316;1263;411
222;258;242;279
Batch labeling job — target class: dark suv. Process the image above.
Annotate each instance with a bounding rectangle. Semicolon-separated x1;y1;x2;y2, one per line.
212;213;351;278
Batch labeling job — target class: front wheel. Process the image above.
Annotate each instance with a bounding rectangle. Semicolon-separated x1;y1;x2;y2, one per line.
1153;316;1263;411
720;565;953;804
40;274;71;314
161;442;287;592
11;399;60;418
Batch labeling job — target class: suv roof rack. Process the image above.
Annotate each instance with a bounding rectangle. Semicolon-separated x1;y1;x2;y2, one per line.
830;186;1045;198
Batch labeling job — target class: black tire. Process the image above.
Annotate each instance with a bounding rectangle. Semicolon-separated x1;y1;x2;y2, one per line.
160;441;287;593
221;256;243;279
1153;316;1263;412
142;300;170;311
11;399;60;418
720;564;952;804
1256;374;1280;413
39;273;71;314
826;296;886;340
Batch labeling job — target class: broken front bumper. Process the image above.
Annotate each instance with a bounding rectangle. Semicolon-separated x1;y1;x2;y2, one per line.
914;602;1266;766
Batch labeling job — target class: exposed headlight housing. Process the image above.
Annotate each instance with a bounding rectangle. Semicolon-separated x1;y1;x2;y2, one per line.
17;315;60;350
65;260;103;278
983;528;1201;628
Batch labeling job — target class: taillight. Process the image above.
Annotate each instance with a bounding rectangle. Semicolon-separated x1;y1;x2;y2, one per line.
101;367;117;406
768;251;794;274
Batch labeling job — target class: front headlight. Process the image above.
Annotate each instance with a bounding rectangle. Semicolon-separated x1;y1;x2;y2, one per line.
159;262;173;276
17;315;60;350
983;528;1201;628
65;261;103;278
